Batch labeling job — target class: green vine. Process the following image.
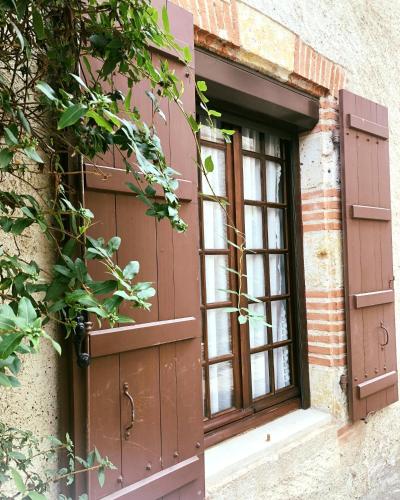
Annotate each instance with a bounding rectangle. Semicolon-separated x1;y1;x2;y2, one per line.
0;0;267;496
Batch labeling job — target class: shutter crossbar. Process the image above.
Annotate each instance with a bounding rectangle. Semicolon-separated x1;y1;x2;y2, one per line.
352;205;391;221
358;371;397;399
348;113;389;139
354;290;394;309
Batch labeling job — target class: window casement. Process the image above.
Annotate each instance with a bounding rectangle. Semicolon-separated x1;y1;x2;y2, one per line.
198;114;304;444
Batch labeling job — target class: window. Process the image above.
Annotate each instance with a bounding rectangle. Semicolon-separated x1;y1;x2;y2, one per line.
198;115;303;442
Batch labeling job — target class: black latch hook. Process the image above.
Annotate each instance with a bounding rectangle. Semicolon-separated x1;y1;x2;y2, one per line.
73;315;91;367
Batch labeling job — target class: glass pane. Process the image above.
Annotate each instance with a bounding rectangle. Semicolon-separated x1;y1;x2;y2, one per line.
265;134;281;157
200;116;224;143
274;346;291;390
244;205;263;249
200;146;226;196
203;201;227;249
243;157;262;201
266;162;284;203
246;254;265;298
269;254;286;296
251;351;270;398
248;302;268;348
207;309;232;358
209;361;234;414
205;255;229;303
242;128;260;152
271;300;288;342
267;208;285;249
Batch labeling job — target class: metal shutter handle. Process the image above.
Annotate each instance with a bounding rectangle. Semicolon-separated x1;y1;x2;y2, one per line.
380;321;389;348
123;382;135;440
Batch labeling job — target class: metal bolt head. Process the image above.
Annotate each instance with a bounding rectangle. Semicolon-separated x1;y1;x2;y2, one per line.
173;451;179;458
195;442;201;449
146;463;152;471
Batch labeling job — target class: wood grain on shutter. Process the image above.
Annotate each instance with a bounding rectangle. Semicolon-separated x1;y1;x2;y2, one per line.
340;89;398;421
80;2;204;498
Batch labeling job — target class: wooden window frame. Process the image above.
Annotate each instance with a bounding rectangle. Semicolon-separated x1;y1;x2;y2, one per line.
198;111;310;447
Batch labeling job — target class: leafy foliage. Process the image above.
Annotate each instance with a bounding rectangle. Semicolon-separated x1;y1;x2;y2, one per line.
0;422;114;499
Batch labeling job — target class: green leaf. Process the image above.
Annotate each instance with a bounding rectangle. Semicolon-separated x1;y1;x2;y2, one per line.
98;467;105;488
10;21;24;50
0;334;24;359
161;6;170;32
10;467;25;493
0;372;12;387
0;304;16;330
196;80;207;92
238;315;248;324
221;307;239;313
4;126;18;145
124;88;132;112
123;261;139;280
107;236;121;253
23;146;44;163
70;73;89;91
36;81;57;101
188;115;200;133
204;155;214;173
183;46;192;64
57;104;88;130
32;6;45;40
0;149;13;168
90;280;117;295
209;109;221;118
86;110;113;133
17;108;31;133
18;297;37;324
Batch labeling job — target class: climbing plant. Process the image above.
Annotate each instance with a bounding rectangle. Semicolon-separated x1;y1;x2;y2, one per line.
0;0;266;496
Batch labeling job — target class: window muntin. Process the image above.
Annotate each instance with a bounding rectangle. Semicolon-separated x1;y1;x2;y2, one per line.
199;119;298;431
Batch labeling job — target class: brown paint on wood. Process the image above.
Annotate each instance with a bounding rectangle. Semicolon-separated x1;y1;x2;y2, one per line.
84;164;195;201
358;370;397;399
352;204;391;221
353;289;394;309
90;317;199;357
348;113;389;139
340;89;398;421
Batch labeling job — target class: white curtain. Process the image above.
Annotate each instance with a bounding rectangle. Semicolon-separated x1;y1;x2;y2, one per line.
248;302;267;347
272;301;290;389
245;205;263;249
203;201;227;249
243;157;262;200
200;146;226;197
205;255;228;303
246;254;265;298
242;127;260;152
251;352;270;398
266;161;282;203
209;361;233;414
207;309;231;358
267;208;284;249
265;134;281;157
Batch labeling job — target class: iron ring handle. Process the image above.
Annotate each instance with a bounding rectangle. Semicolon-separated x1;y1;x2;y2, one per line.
380;321;389;347
123;382;135;440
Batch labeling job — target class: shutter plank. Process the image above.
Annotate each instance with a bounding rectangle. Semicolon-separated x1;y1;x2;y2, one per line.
340;89;398;421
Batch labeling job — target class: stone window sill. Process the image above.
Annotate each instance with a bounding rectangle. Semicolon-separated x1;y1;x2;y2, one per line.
205;408;332;489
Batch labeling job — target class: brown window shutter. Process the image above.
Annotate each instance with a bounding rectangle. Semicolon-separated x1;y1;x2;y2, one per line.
339;89;398;421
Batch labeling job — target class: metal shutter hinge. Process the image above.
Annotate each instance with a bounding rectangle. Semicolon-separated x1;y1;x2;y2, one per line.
339;374;348;393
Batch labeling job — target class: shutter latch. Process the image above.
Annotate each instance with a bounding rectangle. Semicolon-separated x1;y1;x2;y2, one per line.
73;315;91;368
339;374;348;393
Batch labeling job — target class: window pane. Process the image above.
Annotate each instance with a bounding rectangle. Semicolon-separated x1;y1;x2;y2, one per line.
265;134;281;157
274;346;291;390
207;309;232;358
209;361;234;414
269;254;286;295
205;255;229;303
203;201;227;249
251;351;270;398
267;208;284;249
243;157;262;201
242;128;260;152
200;116;224;143
246;254;265;298
248;302;268;348
244;205;263;249
201;146;226;196
271;300;288;342
266;162;284;203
